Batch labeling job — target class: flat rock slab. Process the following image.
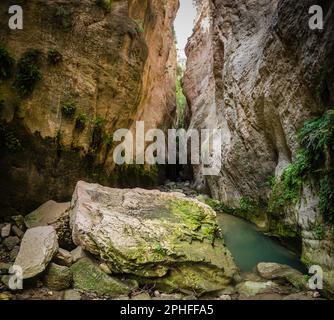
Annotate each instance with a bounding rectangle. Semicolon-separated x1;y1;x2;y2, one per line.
70;181;237;294
14;226;59;279
24;200;70;229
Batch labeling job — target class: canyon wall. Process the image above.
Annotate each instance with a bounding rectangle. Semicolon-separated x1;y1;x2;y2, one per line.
0;0;178;216
184;0;334;291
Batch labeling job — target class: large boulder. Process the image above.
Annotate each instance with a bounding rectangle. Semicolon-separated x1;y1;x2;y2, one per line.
69;181;237;295
14;226;58;279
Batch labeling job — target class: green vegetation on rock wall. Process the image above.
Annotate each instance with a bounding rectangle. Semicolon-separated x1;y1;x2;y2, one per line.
0;47;15;80
14;49;42;97
176;65;187;128
269;110;334;223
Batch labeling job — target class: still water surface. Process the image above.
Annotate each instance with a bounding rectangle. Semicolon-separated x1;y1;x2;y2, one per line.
217;213;306;273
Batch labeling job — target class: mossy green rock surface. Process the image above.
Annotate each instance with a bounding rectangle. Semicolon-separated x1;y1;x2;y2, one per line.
70;181;237;295
70;258;131;297
44;263;72;291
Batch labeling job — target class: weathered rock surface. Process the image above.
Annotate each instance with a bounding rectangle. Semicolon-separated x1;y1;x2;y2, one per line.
11;225;24;238
257;262;307;290
183;0;334;289
1;224;11;238
54;248;72;267
0;0;178;217
184;0;334;210
70;258;131;298
44;263;72;291
323;270;334;299
70;181;237;294
24;201;70;229
14;226;58;279
236;281;279;298
70;246;87;263
3;236;20;251
63;289;81;301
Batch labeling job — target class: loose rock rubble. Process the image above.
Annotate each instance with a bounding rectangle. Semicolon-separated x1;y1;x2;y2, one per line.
0;181;327;301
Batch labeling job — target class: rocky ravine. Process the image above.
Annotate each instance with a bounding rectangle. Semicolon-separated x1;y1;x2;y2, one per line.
0;181;324;300
183;0;334;295
0;0;178;217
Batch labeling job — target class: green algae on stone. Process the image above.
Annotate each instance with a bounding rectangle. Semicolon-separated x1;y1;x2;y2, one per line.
169;198;221;243
152;264;235;295
70;182;238;295
44;263;72;291
70;258;132;298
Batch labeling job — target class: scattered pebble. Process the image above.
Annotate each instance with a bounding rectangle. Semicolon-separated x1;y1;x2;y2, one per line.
12;225;24;238
9;246;20;262
1;224;11;238
3;236;20;251
63;289;81;301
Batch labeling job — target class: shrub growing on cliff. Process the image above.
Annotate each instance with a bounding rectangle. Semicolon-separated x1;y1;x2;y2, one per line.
319;176;334;222
55;129;63;153
91;116;107;151
134;19;145;33
53;5;73;29
14;49;42;97
0;47;15;80
176;65;187;128
312;224;325;240
269;110;334;222
95;0;112;12
61;100;77;118
299;110;334;160
75;113;87;129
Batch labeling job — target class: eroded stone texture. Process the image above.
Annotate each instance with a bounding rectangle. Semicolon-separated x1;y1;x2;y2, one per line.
24;201;70;229
0;0;178;216
14;226;58;279
70;181;237;294
70;258;132;298
183;0;334;287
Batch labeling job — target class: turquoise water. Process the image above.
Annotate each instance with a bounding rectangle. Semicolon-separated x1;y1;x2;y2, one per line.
217;213;306;273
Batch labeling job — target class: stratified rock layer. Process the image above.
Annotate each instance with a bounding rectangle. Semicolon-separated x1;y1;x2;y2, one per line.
70;181;237;294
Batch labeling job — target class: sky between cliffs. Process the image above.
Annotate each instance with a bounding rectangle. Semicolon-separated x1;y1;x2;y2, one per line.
174;0;197;62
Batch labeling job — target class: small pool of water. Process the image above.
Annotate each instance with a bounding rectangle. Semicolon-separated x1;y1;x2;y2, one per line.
217;213;306;273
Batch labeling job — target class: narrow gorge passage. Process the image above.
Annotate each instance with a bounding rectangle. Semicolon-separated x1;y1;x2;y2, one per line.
0;0;333;302
173;0;305;276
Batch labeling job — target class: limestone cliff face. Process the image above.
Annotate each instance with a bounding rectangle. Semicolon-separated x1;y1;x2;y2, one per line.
0;0;178;215
184;0;334;277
